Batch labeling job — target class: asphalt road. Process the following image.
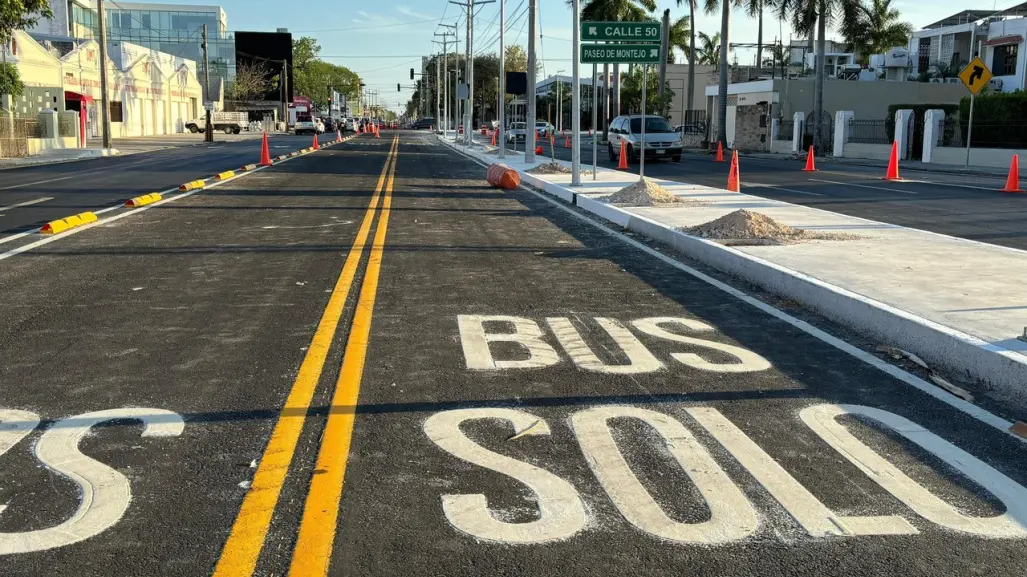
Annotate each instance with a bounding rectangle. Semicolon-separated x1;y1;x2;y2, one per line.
512;134;1027;251
0;132;339;235
0;131;1024;576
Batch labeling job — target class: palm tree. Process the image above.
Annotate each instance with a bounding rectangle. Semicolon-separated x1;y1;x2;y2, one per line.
695;31;722;66
841;0;911;65
703;0;737;145
675;0;698;112
740;0;774;70
576;0;658;138
666;15;692;64
777;0;847;154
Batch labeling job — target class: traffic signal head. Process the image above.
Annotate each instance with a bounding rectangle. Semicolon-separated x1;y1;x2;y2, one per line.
397;83;401;92
410;68;415;80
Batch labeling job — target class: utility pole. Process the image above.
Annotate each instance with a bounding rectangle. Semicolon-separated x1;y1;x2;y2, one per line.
498;0;505;158
450;0;495;145
525;0;537;163
279;59;289;130
435;53;441;128
659;9;669;98
435;29;455;135
201;24;213;142
570;0;581;185
97;0;112;149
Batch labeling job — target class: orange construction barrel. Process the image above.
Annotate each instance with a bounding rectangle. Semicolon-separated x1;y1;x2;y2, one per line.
486;163;520;190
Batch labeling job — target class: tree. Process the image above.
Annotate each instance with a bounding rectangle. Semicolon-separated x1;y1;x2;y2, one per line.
1;0;53;75
578;0;658;121
505;45;528;72
703;0;735;145
695;31;722;65
841;0;911;65
227;61;272;101
666;15;691;64
0;62;23;97
290;36;362;112
675;0;698;112
292;37;321;71
740;0;774;71
620;66;674;115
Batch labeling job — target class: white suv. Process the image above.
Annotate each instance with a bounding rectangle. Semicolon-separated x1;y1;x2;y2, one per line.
608;115;682;163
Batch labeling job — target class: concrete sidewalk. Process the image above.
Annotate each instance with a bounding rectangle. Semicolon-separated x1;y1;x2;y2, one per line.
443;135;1027;410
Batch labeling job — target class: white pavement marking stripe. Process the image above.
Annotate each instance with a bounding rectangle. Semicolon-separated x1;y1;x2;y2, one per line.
745;182;824;196
0;177;73;191
446;144;1025;443
808;178;918;194
0;197;53;211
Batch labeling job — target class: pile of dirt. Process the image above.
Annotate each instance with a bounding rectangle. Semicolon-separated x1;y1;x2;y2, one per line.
528;162;573;174
603;177;682;205
685;209;861;245
483;146;500;155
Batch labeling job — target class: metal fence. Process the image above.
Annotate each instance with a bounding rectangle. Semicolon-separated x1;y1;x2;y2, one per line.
846;119;891;144
0;117;39;158
677;109;707;149
962;121;1027;149
776;119;794;141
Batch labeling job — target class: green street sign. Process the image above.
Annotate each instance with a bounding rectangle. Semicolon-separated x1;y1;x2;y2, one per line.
581;44;661;64
581;21;661;42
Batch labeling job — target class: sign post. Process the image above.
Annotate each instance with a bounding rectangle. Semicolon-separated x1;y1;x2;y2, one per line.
958;56;992;168
581;20;662;182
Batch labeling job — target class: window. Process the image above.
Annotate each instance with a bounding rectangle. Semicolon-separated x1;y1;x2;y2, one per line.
110;101;124;123
994;44;1018;76
629;117;674;134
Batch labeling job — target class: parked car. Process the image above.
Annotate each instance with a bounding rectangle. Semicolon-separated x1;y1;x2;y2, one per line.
608;115;682;163
535;121;555;138
411;117;436;130
185;111;248;134
506;122;527;142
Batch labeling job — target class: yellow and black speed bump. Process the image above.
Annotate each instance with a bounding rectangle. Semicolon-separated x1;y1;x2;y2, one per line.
125;193;162;207
214;170;236;181
179;180;205;191
41;211;98;235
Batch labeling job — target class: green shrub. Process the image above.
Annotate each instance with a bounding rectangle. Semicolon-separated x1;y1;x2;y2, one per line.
0;63;24;98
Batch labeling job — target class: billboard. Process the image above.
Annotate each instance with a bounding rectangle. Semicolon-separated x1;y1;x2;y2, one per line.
234;31;294;102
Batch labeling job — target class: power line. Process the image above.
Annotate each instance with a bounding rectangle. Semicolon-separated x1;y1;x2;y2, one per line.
292;18;440;33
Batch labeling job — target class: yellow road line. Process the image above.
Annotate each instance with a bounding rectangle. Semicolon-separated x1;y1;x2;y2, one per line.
212;136;399;577
287;135;400;576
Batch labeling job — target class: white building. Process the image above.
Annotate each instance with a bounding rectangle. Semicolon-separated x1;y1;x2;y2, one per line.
909;5;1027;92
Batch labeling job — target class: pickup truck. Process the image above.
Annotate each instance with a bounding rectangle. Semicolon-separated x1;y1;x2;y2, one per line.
185;111;248;134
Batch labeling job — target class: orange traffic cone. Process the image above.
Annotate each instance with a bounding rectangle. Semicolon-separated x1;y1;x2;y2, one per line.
258;132;272;166
617;140;629;170
883;141;901;180
336;129;342;143
715;141;725;162
564;135;571;149
1001;154;1024;192
312;134;320;151
727;150;741;192
375;125;380;139
803;145;817;171
491;131;497;146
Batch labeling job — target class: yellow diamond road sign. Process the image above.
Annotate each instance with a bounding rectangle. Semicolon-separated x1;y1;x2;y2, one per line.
959;57;992;95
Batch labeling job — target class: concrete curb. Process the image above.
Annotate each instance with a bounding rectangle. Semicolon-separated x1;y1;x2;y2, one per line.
439;136;1027;409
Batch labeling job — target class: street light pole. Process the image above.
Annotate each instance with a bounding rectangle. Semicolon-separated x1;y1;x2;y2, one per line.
571;0;581;185
96;0;112;149
525;0;537;163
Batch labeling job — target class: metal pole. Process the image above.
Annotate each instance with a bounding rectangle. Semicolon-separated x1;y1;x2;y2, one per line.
499;0;506;158
965;26;977;168
640;64;647;180
282;59;289;130
466;2;472;144
202;24;213;142
659;9;669;98
525;0;537;163
592;63;597;180
571;0;581;185
97;0;111;149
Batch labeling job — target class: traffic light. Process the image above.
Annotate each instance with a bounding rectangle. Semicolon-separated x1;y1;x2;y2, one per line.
397;83;401;92
410;68;415;80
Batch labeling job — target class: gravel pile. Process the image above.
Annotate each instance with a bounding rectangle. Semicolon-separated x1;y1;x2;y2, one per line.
685;210;861;245
528;162;573;174
603;178;682;205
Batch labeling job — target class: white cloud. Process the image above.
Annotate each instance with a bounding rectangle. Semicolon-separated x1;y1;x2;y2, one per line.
396;5;434;20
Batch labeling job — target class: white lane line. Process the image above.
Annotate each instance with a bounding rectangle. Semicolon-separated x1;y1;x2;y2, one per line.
745;182;824;197
0;177;74;190
0;135;358;261
0;196;53;211
808;178;918;194
447;143;1025;444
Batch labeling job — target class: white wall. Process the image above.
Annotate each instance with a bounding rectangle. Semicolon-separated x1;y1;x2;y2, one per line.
982;19;1027;92
842;142;894;160
931;146;1027;168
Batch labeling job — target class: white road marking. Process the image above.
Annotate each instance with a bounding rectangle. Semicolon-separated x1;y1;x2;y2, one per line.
801;404;1027;538
0;197;53;211
424;408;586;544
688;407;916;537
572;405;758;544
0;407;184;555
546;317;663;374
0;177;73;191
808;178;918;195
457;315;561;370
632;317;772;373
0;231;36;246
745;182;824;196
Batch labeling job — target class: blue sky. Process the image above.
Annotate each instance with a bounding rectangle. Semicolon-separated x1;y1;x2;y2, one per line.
181;0;1019;113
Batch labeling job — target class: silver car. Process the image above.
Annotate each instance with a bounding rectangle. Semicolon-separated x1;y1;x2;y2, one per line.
608;115;682;163
506;122;528;142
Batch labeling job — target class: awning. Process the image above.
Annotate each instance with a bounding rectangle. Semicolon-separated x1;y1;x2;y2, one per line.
64;90;92;102
984;34;1023;46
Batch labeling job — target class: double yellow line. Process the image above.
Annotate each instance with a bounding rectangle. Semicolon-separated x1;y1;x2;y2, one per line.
213;135;399;577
